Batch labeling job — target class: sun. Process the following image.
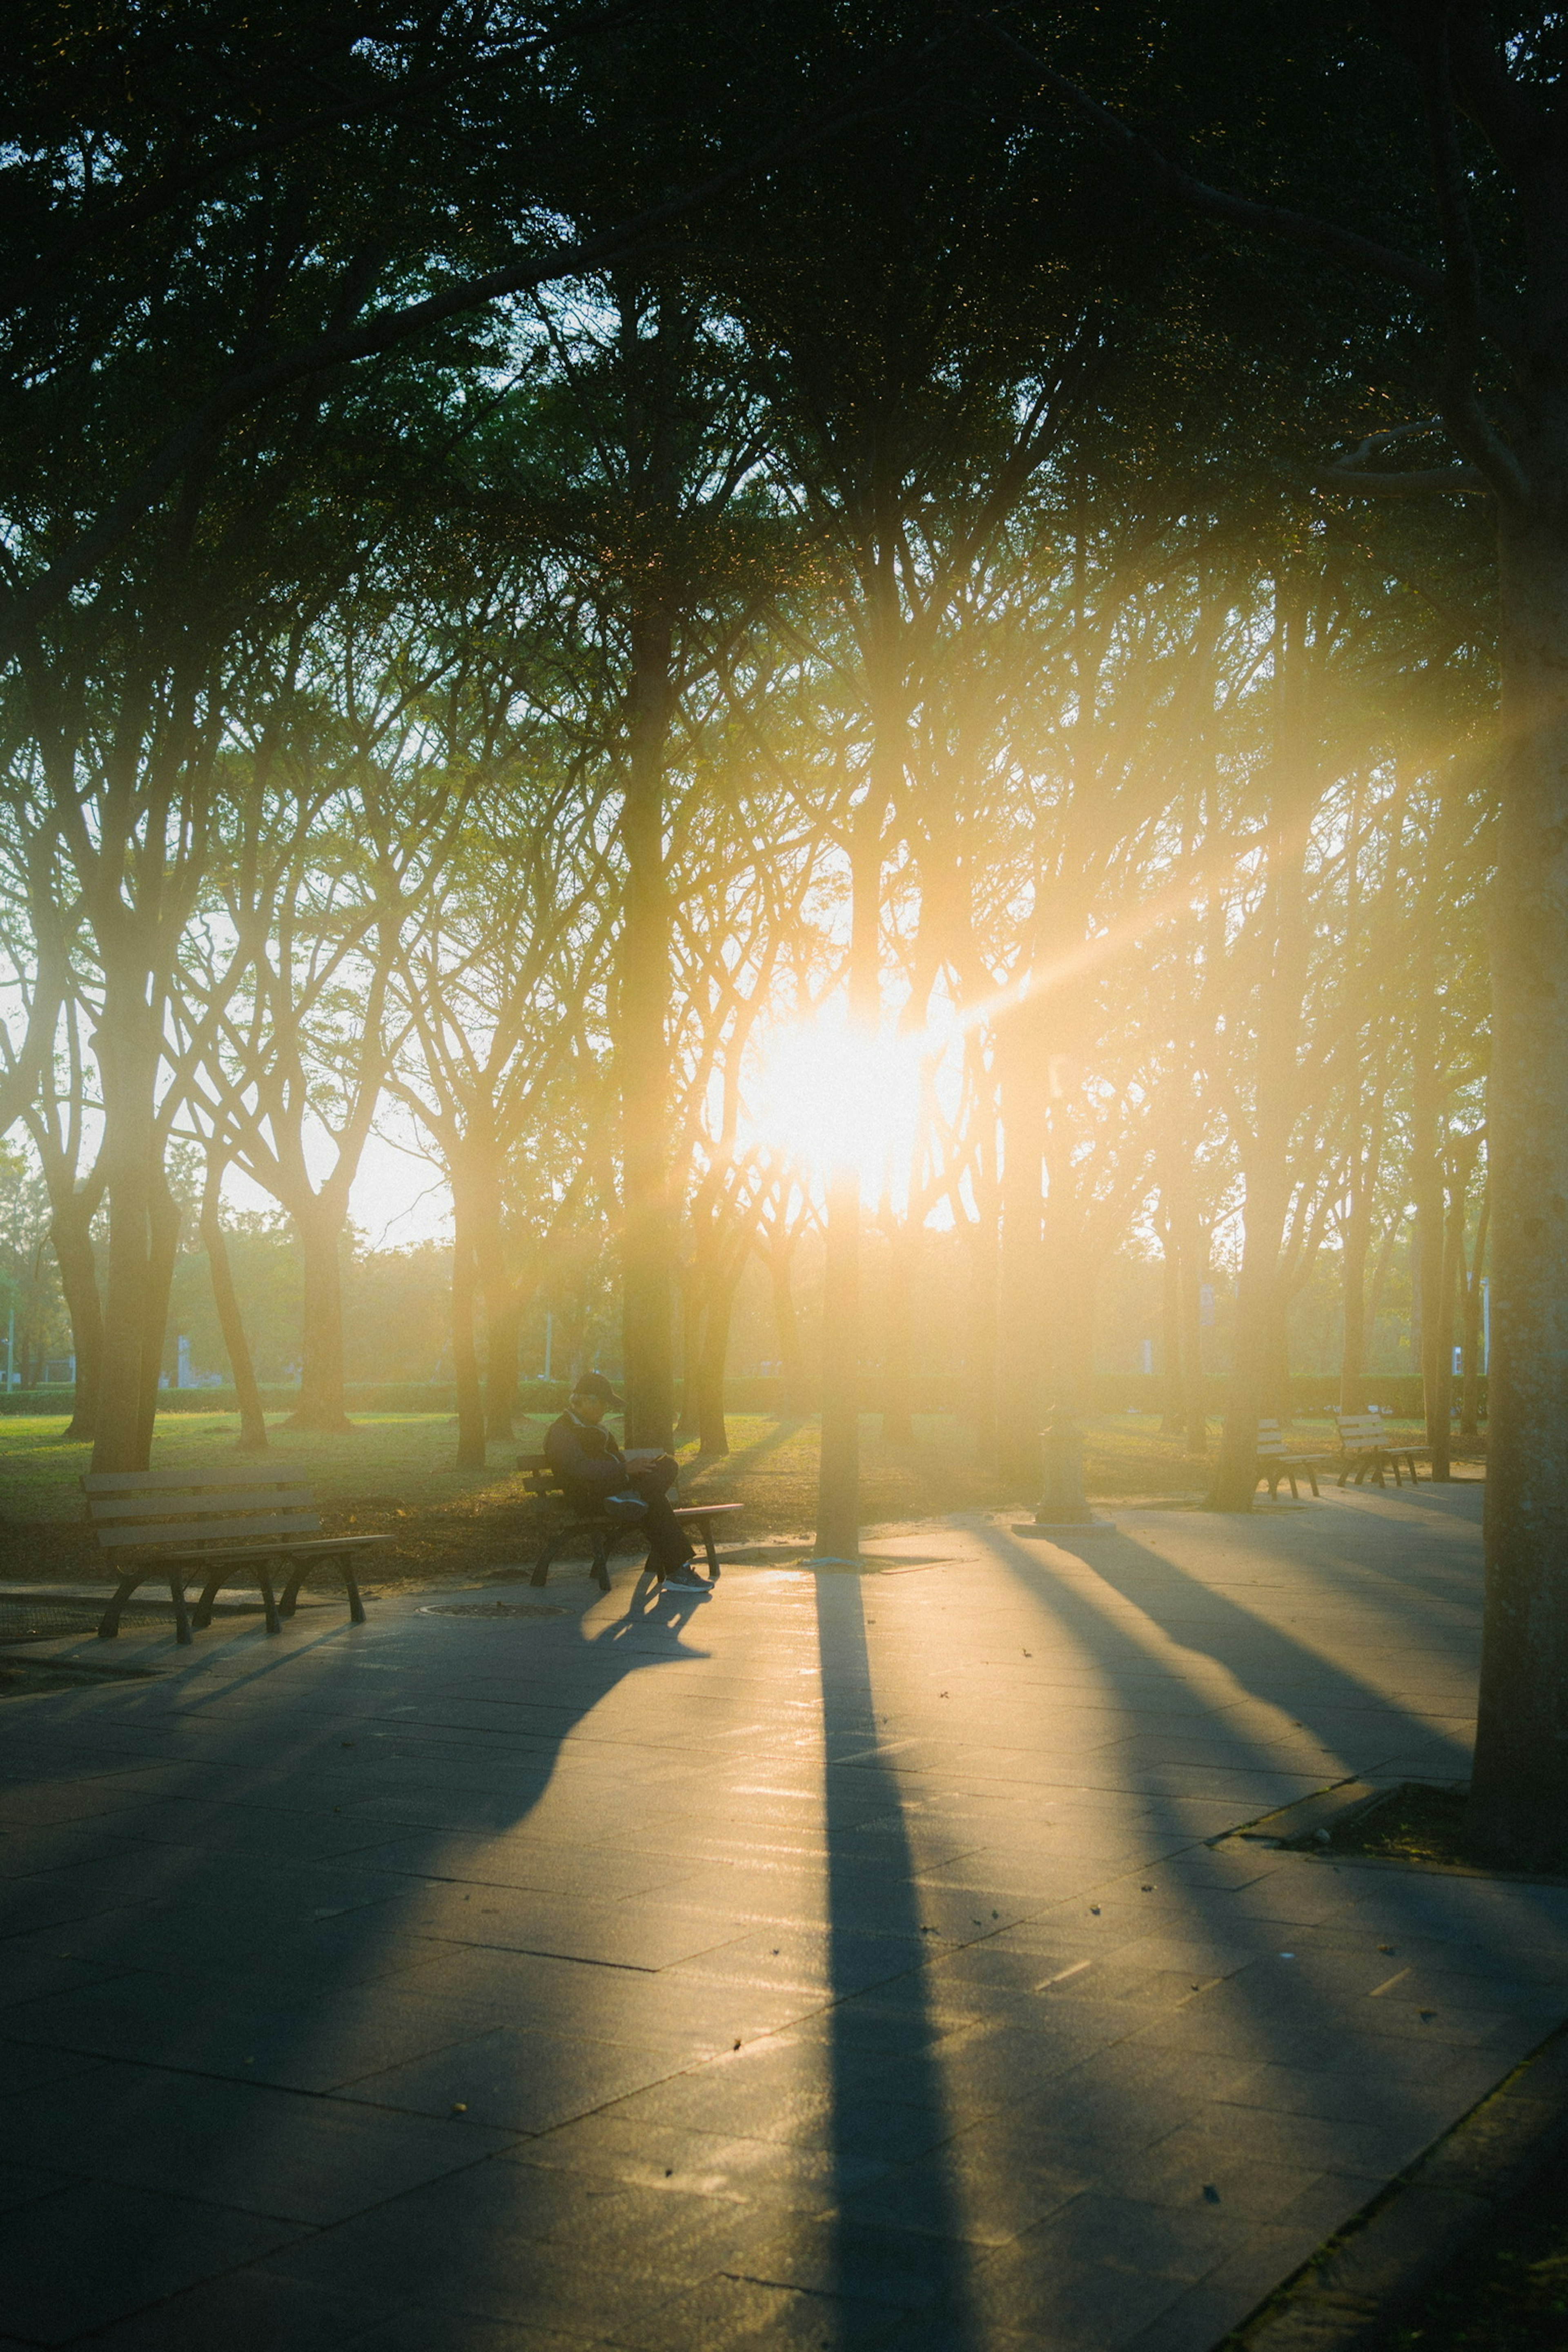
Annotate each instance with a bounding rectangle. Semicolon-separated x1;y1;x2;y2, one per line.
748;1015;922;1179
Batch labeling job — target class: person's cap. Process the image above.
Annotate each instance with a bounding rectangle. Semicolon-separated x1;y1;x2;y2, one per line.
570;1371;624;1407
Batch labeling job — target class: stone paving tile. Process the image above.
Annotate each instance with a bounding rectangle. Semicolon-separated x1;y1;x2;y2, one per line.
0;2056;515;2221
334;2024;689;2133
0;1486;1563;2349
0;2180;308;2345
29;2264;408;2351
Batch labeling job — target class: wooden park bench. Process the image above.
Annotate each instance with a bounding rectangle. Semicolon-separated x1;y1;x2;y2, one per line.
1333;1412;1425;1488
1254;1419;1327;1501
82;1465;388;1645
517;1453;742;1592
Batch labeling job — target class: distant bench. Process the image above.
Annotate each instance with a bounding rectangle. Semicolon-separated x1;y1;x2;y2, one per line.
1333;1412;1427;1488
516;1453;742;1592
1254;1419;1327;1501
82;1465;388;1645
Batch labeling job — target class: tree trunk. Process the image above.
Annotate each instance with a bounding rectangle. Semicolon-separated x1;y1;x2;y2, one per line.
675;1255;704;1439
768;1238;808;1417
619;605;677;1454
995;1012;1046;1492
695;1269;738;1457
1460;1184;1490;1437
91;979;172;1474
449;1185;486;1469
1339;1191;1372;1416
1211;581;1311;1510
285;1203;355;1434
815;1160;862;1557
1469;519;1568;1870
51;1190;102;1442
200;1170;268;1452
880;1218;918;1445
1412;1032;1452;1479
1160;1215;1182;1434
966;1203;1000;1468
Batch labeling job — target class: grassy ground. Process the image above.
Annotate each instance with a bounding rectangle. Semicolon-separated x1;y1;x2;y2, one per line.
0;1406;1472;1588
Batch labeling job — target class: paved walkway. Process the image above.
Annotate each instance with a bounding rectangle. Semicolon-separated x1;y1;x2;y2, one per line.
2;1482;1566;2351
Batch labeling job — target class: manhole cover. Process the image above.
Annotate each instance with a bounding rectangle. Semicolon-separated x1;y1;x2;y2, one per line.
418;1601;570;1619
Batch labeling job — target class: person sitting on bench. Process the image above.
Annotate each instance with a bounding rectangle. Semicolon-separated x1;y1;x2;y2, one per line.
543;1372;711;1597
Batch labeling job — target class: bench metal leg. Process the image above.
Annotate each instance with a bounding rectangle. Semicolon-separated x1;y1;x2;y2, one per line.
341;1564;365;1624
530;1537;556;1589
1307;1468;1319;1497
169;1573;193;1646
1286;1471;1299;1501
590;1535;611;1594
257;1570;281;1635
699;1521;721;1579
278;1567;306;1619
96;1571;142;1639
192;1572;225;1630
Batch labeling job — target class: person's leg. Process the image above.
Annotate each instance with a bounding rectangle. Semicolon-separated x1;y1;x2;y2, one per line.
638;1488;697;1576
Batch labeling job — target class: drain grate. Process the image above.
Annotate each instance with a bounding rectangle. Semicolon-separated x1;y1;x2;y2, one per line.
419;1601;570;1620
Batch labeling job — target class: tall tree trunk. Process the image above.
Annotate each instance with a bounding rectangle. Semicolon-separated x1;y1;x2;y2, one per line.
1159;1214;1182;1434
51;1190;102;1442
1212;580;1311;1510
449;1185;486;1469
619;604;677;1454
1412;1022;1452;1479
815;1160;862;1556
880;1217;918;1445
285;1201;354;1435
91;976;172;1473
1460;1184;1490;1438
134;1163;180;1468
1470;520;1568;1870
200;1166;267;1452
1339;1192;1373;1415
695;1267;739;1457
768;1237;808;1417
675;1253;705;1439
995;1010;1046;1491
966;1201;1000;1468
813;776;886;1559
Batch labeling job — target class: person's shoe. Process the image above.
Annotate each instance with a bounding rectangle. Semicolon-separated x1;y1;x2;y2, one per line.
660;1568;712;1595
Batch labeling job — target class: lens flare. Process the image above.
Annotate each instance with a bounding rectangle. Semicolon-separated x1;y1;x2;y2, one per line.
750;1016;922;1177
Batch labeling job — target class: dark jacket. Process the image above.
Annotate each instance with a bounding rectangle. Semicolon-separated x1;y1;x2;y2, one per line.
544;1412;627;1508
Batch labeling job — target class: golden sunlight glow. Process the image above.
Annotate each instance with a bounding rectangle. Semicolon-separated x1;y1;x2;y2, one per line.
749;1016;924;1177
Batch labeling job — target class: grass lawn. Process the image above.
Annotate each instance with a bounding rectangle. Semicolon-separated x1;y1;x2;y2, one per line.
0;1405;1469;1588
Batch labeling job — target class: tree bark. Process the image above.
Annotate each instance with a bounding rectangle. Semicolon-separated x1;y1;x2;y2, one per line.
995;1009;1046;1492
1412;1019;1452;1480
1160;1214;1182;1434
694;1267;738;1457
618;601;677;1453
966;1203;1000;1468
285;1201;355;1434
815;1159;862;1556
50;1188;103;1442
91;975;174;1473
200;1166;268;1452
1211;580;1312;1510
1470;520;1568;1869
768;1234;809;1417
1459;1183;1490;1437
879;1217;918;1445
449;1175;486;1468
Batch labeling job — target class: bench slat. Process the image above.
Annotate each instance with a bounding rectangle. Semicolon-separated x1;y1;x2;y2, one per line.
87;1488;315;1522
93;1511;324;1549
81;1465;310;1494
